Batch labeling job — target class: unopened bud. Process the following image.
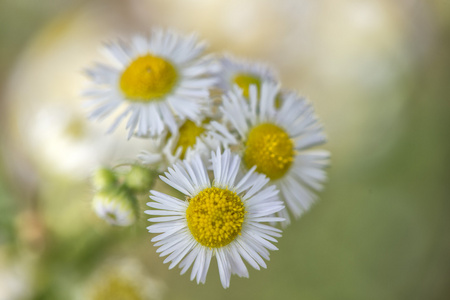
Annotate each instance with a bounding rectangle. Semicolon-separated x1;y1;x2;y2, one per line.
123;165;156;193
93;167;117;190
92;186;138;226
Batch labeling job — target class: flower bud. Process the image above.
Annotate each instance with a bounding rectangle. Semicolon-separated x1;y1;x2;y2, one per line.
123;165;156;193
92;186;138;226
92;167;117;190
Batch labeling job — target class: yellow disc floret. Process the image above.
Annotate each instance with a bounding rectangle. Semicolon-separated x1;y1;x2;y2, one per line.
174;120;207;159
186;187;246;248
243;123;294;180
232;73;261;98
119;54;178;102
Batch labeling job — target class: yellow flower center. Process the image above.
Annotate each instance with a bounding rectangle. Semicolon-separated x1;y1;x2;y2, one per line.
166;119;210;160
64;117;85;139
232;73;261;98
231;73;281;108
92;275;142;300
119;54;178;102
243;123;294;180
176;120;206;159
186;187;246;248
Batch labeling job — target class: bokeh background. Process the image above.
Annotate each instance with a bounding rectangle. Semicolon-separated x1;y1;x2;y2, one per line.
0;0;449;299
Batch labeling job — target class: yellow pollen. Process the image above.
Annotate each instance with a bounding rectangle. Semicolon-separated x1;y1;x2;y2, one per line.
186;187;246;248
119;54;178;102
243;123;294;180
232;73;261;98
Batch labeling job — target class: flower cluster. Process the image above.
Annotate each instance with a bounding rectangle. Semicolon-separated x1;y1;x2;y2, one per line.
84;28;329;288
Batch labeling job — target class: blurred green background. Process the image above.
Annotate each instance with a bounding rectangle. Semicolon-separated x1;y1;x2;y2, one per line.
0;0;449;299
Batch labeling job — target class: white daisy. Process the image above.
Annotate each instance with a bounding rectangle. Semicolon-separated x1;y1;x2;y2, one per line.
138;117;224;170
84;28;219;138
81;258;166;300
211;82;329;226
218;54;278;98
145;149;284;288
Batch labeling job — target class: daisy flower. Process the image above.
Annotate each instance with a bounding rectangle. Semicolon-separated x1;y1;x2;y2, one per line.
211;82;329;226
82;258;166;300
218;54;278;98
84;28;218;138
138;117;224;170
145;149;284;288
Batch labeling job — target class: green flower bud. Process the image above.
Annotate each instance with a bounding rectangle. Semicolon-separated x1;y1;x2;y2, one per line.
93;167;117;190
92;186;138;226
123;165;157;193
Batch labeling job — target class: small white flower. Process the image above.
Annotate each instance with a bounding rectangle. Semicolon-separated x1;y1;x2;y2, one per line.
138;118;223;170
81;258;166;300
84;28;219;138
25;104;150;178
218;54;278;97
211;82;329;226
145;149;284;288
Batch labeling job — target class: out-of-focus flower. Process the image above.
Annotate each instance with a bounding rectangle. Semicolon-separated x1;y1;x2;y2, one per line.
25;105;133;178
138;118;223;169
84;28;219;139
82;258;165;300
218;54;278;97
92;186;138;226
3;6;152;179
146;149;284;288
211;82;329;226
